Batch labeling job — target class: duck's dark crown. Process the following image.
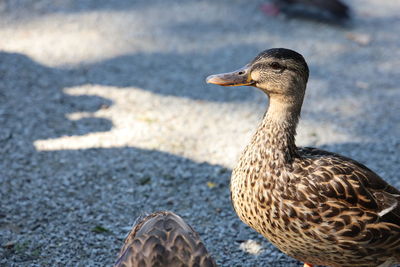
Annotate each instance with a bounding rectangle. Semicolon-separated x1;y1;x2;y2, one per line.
252;48;309;80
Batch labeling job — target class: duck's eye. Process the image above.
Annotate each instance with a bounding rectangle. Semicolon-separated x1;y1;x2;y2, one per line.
237;70;245;75
270;62;282;70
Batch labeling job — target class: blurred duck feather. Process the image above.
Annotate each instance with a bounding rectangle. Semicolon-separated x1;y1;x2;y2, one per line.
114;211;217;267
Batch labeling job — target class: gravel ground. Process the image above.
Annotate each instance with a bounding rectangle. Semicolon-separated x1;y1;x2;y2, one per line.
0;0;399;266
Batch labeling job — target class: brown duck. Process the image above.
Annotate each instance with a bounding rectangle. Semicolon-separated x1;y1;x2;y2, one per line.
207;48;400;267
114;211;216;267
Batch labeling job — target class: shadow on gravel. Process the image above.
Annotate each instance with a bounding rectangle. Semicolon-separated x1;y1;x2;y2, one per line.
0;52;113;140
0;49;235;262
0;145;234;264
77;45;262;102
0;46;263;105
0;52;236;265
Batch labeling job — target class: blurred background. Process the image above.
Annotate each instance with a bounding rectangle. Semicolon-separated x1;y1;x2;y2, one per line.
0;0;399;266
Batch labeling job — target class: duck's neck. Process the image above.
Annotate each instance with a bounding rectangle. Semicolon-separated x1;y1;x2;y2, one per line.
253;94;303;164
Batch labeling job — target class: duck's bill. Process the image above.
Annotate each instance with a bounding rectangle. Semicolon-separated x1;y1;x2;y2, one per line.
206;65;254;86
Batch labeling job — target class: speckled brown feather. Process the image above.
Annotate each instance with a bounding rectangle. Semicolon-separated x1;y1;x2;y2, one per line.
114;211;216;267
219;48;400;267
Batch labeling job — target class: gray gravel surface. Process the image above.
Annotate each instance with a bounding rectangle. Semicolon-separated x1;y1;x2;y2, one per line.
1;0;399;266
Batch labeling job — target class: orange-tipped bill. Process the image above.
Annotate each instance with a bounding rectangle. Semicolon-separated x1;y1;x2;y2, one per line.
206;65;254;87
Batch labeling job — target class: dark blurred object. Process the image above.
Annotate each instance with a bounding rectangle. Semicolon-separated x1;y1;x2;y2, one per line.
261;0;350;23
114;211;217;267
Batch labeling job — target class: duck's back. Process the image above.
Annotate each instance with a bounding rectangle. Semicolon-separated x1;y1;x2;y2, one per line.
114;211;216;267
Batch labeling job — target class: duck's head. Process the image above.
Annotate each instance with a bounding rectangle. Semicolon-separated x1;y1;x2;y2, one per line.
206;48;309;100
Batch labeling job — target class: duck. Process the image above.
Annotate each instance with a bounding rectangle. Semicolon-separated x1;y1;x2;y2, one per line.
206;48;400;267
114;211;217;267
261;0;350;22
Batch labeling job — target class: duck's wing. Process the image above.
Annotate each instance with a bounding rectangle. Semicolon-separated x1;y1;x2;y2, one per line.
297;147;400;259
299;147;400;222
114;211;216;267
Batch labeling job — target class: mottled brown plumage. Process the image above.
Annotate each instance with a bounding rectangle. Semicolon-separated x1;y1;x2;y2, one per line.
114;211;216;267
207;48;400;267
